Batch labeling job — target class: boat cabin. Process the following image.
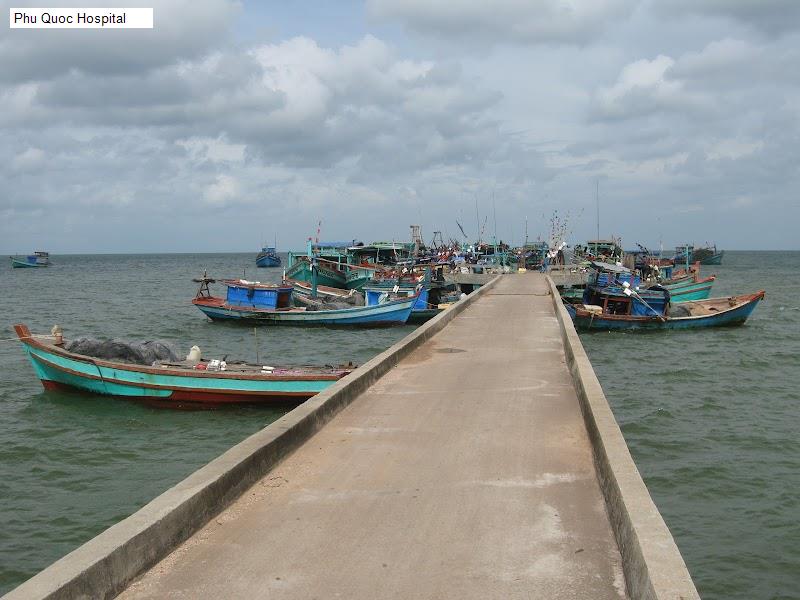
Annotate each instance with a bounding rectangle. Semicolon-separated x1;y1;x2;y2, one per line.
583;262;669;317
223;280;293;309
575;239;623;262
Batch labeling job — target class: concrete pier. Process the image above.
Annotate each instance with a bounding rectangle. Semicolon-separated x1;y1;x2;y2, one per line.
119;273;626;599
6;273;699;599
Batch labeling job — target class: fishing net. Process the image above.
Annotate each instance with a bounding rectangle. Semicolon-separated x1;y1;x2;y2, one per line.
668;305;691;318
66;337;181;365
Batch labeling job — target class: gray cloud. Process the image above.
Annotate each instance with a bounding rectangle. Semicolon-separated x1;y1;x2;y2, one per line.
1;0;798;252
0;0;239;83
367;0;637;45
651;0;800;36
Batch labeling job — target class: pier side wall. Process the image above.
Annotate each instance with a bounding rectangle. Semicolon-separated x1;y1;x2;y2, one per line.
5;278;500;600
546;276;700;600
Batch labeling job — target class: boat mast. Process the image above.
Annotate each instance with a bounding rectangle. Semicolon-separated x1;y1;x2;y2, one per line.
475;193;480;248
492;190;497;254
595;179;600;256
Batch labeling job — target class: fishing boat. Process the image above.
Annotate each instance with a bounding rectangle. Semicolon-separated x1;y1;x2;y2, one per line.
11;251;50;268
694;245;724;265
13;324;353;408
655;276;715;302
255;246;281;268
362;282;457;324
565;261;763;330
565;291;764;331
192;275;417;326
286;278;362;302
674;244;724;266
574;239;624;263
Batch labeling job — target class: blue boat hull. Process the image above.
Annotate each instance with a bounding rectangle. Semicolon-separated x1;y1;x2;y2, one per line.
193;294;416;326
566;292;764;331
256;255;282;268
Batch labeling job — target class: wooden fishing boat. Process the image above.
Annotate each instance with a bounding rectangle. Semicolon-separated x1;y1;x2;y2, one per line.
255;246;281;268
695;246;724;265
674;245;724;266
565;291;765;331
287;278;360;300
656;276;715;302
14;324;353;408
11;251;50;268
192;276;416;326
284;256;347;288
345;263;383;290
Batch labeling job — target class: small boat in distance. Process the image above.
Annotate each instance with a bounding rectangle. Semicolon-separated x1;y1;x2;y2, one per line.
256;246;281;268
694;244;724;265
674;244;724;266
14;324;354;408
11;251;50;268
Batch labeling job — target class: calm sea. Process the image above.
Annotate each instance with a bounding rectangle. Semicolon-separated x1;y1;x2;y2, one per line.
0;253;413;594
581;251;799;600
1;251;797;599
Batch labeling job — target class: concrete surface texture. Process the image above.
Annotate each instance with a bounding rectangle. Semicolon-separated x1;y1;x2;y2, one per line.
119;273;627;599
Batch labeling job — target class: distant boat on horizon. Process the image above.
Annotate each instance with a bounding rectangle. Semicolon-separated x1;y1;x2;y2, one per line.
11;251;50;268
674;244;724;266
256;246;281;268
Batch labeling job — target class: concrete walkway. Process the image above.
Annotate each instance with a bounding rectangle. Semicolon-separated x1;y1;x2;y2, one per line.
119;273;626;599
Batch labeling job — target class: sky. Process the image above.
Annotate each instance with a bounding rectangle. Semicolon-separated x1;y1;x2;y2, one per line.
2;0;799;253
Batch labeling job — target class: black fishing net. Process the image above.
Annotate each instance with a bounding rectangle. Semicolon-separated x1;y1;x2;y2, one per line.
66;337;180;365
668;305;691;318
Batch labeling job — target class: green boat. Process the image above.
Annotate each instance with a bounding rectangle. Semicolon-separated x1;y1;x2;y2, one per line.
661;276;715;302
14;324;353;408
11;251;50;268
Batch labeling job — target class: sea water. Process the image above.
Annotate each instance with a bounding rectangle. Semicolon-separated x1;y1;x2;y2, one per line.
0;253;412;593
1;251;797;599
581;251;799;600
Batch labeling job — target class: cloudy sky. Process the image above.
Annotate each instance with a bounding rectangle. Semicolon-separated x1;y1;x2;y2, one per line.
2;0;798;253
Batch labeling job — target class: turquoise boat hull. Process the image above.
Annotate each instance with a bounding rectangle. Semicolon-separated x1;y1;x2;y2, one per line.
658;277;715;302
345;270;375;291
700;252;724;265
285;260;347;288
11;257;48;268
14;324;348;407
668;285;712;302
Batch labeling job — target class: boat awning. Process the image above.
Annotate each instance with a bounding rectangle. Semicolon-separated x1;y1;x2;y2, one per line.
590;261;630;274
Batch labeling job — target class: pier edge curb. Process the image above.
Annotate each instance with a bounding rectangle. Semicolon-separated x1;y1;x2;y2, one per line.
546;275;700;600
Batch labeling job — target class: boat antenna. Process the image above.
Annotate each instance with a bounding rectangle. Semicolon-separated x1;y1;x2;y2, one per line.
475;193;479;246
524;215;528;247
492;189;497;252
596;178;600;246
